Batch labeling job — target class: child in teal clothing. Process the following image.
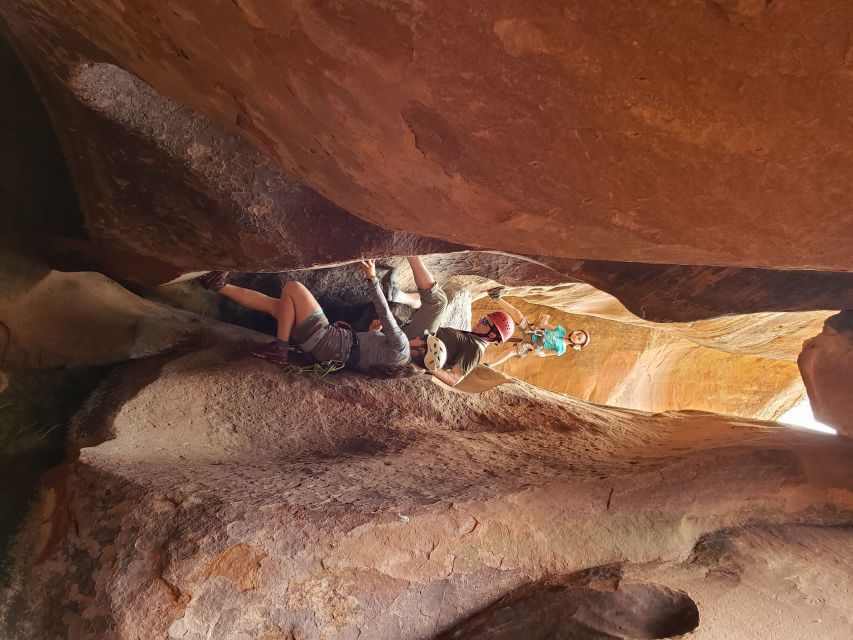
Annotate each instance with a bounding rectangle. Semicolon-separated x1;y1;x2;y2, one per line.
484;288;590;368
530;323;569;356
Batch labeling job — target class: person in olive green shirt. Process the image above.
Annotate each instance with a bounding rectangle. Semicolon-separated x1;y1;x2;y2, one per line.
391;256;515;387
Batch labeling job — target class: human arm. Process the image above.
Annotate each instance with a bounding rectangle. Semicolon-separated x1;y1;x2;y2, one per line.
429;364;465;387
531;348;559;358
358;261;408;351
495;297;527;326
537;313;558;331
485;351;517;368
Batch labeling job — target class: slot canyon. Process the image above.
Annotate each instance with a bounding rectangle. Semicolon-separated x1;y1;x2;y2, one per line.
1;2;852;639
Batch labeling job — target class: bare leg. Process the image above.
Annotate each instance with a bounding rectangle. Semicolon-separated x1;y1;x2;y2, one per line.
406;256;436;291
391;255;438;309
393;290;422;309
275;281;322;342
218;284;278;315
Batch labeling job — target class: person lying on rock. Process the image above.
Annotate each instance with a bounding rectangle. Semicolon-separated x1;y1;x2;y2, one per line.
196;260;418;378
387;256;515;387
483;287;590;368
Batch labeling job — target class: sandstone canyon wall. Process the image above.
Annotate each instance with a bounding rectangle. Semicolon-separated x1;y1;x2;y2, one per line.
475;297;806;420
3;0;852;271
1;2;853;639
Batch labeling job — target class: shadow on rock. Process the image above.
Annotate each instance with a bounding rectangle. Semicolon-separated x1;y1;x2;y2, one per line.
436;565;699;640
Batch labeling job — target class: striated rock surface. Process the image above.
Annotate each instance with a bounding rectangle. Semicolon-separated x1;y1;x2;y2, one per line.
3;0;853;270
798;311;853;439
3;351;852;638
422;252;853;323
6;53;460;282
537;258;853;323
477;298;804;420
487;288;830;363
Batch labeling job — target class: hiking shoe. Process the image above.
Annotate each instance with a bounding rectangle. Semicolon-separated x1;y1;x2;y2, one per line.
487;286;504;300
250;340;291;365
197;270;230;291
381;267;399;303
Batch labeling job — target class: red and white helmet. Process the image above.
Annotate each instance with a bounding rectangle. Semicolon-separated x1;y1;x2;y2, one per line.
486;311;515;343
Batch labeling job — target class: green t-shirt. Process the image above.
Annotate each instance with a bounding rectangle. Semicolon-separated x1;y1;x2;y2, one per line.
435;328;486;376
531;325;567;356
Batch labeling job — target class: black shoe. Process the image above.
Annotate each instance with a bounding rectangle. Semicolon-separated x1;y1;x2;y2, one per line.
381;267;399;302
196;271;230;291
250;340;291;365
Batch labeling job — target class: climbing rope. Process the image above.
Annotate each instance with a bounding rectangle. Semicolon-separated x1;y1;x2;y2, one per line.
279;361;346;377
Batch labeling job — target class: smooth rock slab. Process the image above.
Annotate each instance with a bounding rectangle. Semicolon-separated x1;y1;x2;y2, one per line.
3;350;852;638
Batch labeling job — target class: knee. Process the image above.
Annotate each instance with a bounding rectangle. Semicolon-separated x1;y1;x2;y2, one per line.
430;285;448;309
434;290;448;315
281;280;306;296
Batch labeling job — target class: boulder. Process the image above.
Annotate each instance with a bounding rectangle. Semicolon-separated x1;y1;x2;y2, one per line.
3;350;852;638
0;240;265;369
798;311;853;439
444;526;853;640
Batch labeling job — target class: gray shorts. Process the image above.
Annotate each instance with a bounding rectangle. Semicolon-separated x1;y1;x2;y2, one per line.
402;283;448;339
292;310;353;363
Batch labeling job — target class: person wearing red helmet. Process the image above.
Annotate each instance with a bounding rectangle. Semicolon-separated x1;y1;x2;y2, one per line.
392;256;515;387
484;288;590;368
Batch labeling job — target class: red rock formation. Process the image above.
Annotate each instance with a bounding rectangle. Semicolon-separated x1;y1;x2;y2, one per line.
3;351;851;637
402;252;853;323
0;242;263;369
10;56;460;281
2;0;853;271
799;311;853;439
2;7;853;638
476;298;805;420
537;258;853;323
444;526;853;639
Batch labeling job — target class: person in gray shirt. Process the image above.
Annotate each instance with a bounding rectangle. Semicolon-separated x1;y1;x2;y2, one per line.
197;260;417;378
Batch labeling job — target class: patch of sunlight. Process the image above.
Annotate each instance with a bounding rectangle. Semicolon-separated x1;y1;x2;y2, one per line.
779;397;837;435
